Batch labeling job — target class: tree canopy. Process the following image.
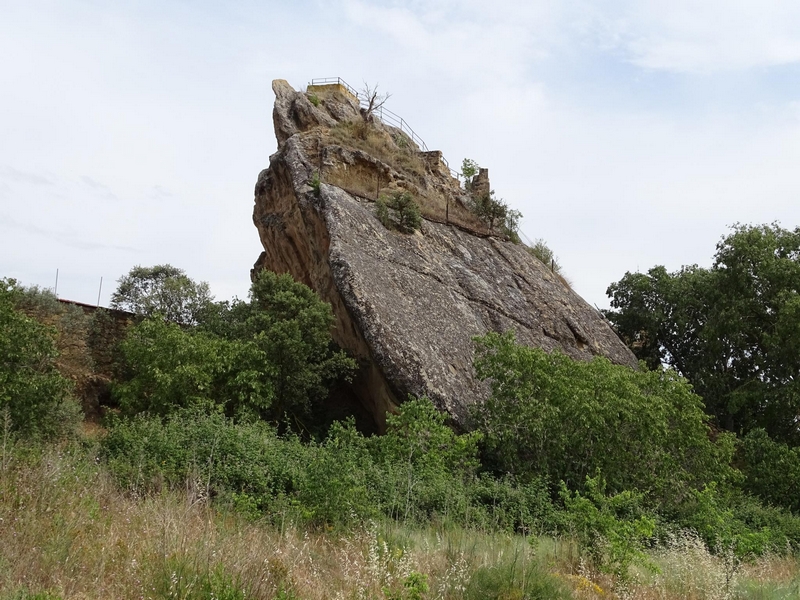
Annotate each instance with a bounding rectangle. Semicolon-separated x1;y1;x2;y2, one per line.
604;223;800;444
115;269;356;427
110;264;213;325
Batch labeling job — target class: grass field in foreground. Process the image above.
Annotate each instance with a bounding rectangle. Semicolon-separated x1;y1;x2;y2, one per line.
1;444;798;600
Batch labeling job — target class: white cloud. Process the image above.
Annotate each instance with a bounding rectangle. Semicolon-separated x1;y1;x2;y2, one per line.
596;1;800;72
341;0;800;74
2;0;800;309
340;0;558;84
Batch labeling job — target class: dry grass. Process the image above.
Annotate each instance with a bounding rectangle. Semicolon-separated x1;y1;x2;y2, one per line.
318;121;495;238
328;122;427;183
1;445;797;600
0;445;545;599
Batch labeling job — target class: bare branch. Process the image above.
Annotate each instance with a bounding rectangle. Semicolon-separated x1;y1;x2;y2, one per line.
360;82;391;121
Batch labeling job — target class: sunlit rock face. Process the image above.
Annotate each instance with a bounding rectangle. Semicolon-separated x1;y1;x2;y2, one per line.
252;79;637;431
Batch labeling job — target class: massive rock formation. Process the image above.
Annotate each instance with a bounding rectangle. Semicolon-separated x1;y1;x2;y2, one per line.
253;79;637;431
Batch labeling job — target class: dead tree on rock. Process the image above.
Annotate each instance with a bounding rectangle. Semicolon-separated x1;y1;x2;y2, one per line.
360;83;391;122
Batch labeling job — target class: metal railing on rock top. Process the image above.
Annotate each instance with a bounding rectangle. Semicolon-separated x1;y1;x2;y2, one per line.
308;77;360;98
308;77;461;179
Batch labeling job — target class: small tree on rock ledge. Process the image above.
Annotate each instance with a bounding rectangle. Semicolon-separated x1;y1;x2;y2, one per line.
375;191;422;233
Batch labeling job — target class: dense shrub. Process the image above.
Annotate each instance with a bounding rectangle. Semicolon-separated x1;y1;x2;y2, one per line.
0;279;80;440
114;318;270;418
295;418;381;525
740;428;800;513
561;475;657;579
467;473;557;534
678;483;774;559
102;409;304;512
368;396;482;523
677;482;800;557
728;493;800;551
526;238;565;276
101;396;559;531
472;331;737;510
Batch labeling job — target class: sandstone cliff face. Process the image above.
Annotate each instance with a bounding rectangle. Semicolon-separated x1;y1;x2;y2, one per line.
253;80;637;430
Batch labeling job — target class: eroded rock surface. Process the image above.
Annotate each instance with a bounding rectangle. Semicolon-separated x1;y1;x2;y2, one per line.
253;80;637;430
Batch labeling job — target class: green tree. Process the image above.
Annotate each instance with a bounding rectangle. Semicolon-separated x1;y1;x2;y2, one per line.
245;270;356;420
202;270;357;423
472;331;736;510
604;223;800;443
114;270;355;426
0;278;80;439
460;158;479;189
375;191;422;233
472;190;508;231
114;318;270;418
110;264;213;325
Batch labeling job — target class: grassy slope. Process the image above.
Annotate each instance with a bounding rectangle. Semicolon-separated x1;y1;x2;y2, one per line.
1;439;798;600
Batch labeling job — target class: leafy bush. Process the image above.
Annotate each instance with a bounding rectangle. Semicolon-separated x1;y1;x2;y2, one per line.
0;278;80;440
369;396;482;523
678;483;799;558
467;189;522;242
375;196;391;228
102;407;373;527
740;428;800;513
101;396;557;530
468;473;557;534
375;191;422;233
471;190;507;230
728;492;800;551
561;475;657;579
308;171;321;195
472;331;737;510
102;409;304;512
114;317;270;418
296;418;380;526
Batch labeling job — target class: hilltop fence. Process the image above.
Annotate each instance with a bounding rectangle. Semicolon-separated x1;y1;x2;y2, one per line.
309;77;461;179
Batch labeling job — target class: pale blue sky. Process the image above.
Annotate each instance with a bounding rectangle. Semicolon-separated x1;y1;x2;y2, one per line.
2;0;799;309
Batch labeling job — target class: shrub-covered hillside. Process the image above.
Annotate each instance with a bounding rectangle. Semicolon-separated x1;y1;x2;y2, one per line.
2;224;800;598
